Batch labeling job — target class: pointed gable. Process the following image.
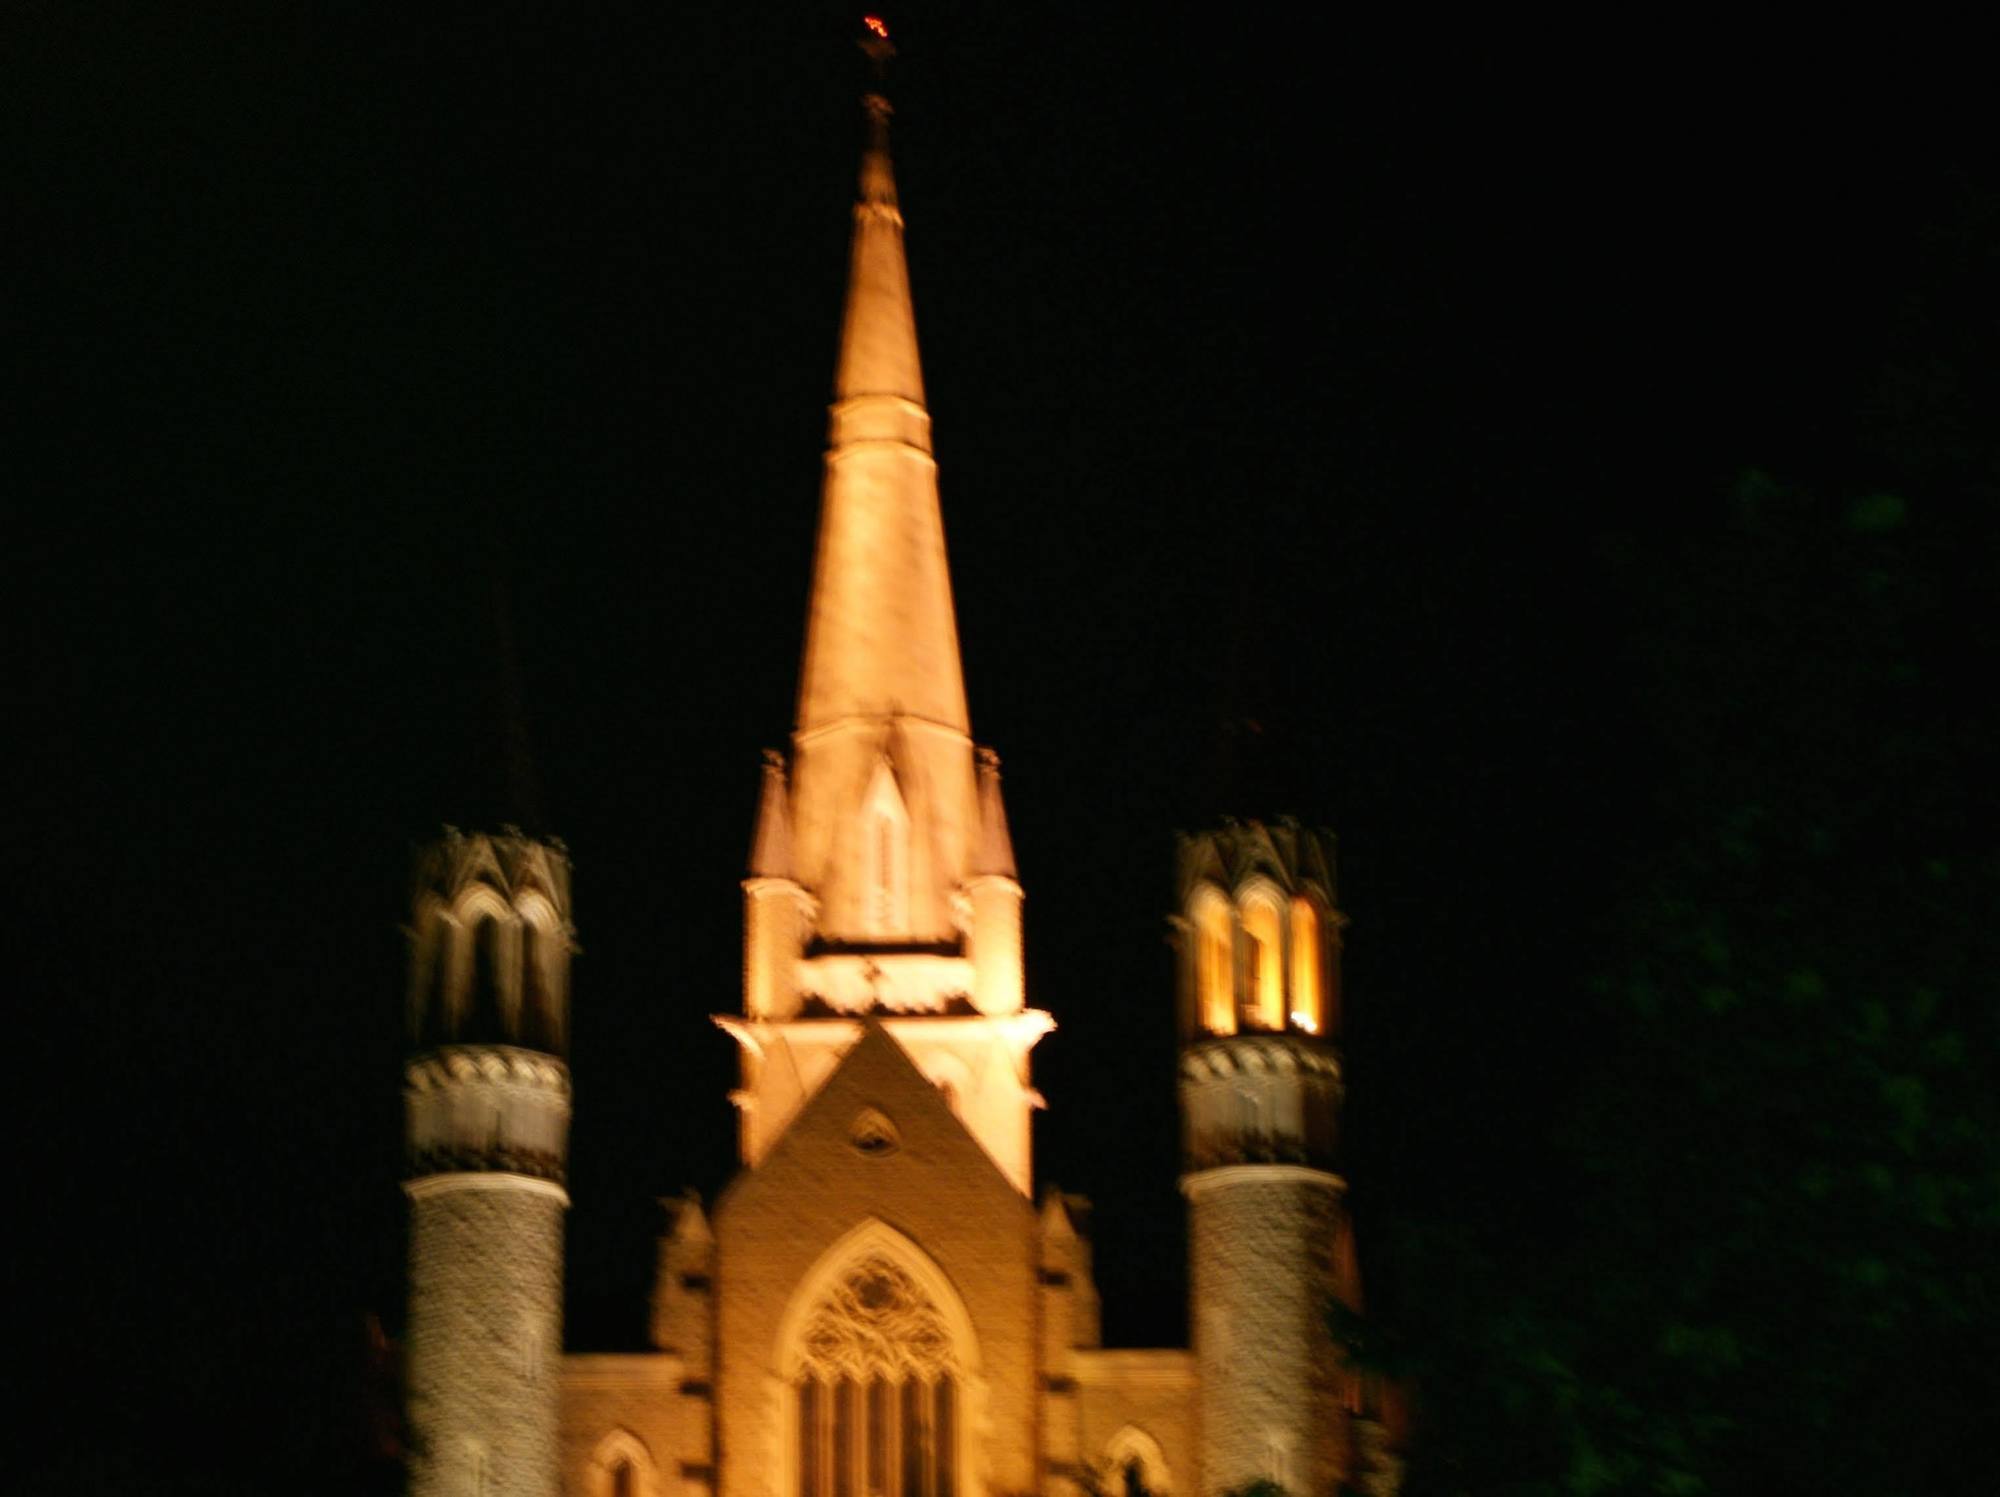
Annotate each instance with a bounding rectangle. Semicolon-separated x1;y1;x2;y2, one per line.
721;1022;1023;1223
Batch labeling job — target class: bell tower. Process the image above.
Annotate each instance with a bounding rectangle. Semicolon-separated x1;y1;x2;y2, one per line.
1175;818;1352;1494
719;48;1051;1196
402;829;576;1497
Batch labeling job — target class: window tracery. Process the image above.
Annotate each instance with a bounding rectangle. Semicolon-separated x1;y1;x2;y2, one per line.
794;1254;958;1496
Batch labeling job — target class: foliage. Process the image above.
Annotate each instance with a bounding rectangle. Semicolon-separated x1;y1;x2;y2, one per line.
1344;473;1999;1495
1556;474;1999;1494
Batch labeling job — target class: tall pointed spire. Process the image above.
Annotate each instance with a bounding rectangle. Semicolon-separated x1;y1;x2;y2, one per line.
746;749;793;878
795;40;968;743
721;30;1048;1197
833;89;925;413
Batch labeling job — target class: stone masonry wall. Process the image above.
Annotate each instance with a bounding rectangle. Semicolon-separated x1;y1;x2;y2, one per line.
714;1026;1037;1497
560;1355;685;1496
1189;1169;1345;1496
408;1182;567;1497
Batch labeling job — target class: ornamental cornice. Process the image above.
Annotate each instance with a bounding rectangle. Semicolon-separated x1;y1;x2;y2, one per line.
1179;1164;1346;1197
405;1045;571;1094
405;1142;568;1185
1179;1032;1342;1083
403;1171;569;1204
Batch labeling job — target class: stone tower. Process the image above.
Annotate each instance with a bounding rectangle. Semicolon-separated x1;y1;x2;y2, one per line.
402;830;577;1497
1175;819;1350;1494
720;72;1049;1197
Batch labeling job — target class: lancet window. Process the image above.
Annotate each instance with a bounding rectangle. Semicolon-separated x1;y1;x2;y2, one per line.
465;915;507;1040
1240;889;1284;1031
794;1254;959;1497
520;915;564;1053
589;1429;656;1497
1288;895;1322;1035
1191;887;1234;1036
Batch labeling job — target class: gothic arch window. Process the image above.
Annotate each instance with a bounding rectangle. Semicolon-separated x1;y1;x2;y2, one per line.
862;761;911;937
1239;883;1284;1031
778;1221;977;1497
414;908;455;1048
1289;894;1323;1035
1100;1424;1172;1495
1190;886;1234;1036
520;916;552;1048
516;897;565;1054
466;915;505;1040
452;886;516;1041
588;1429;658;1497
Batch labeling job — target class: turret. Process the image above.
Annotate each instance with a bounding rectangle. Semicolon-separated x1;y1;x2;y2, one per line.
402;829;576;1497
1035;1188;1102;1490
1175;819;1350;1495
966;748;1024;1016
744;749;812;1023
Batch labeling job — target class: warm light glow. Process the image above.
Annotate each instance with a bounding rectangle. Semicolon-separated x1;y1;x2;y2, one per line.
1289;896;1322;1035
1193;888;1234;1035
1242;893;1283;1030
863;15;889;38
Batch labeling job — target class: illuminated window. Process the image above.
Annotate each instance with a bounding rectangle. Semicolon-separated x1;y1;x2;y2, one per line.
1192;888;1233;1035
1241;891;1283;1030
1289;897;1322;1035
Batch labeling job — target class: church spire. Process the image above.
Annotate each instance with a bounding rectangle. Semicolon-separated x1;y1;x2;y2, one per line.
721;30;1048;1196
833;84;923;410
795;33;968;741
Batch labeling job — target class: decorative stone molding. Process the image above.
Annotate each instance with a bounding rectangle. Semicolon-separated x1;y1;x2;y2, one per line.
405;1044;573;1184
407;828;576;1054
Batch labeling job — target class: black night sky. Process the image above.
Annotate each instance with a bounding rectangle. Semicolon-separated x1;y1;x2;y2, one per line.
15;7;1997;1493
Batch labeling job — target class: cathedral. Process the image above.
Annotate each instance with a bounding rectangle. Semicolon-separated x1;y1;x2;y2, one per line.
395;44;1396;1497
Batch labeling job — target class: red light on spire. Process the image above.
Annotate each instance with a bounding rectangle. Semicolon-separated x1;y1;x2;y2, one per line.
863;15;889;39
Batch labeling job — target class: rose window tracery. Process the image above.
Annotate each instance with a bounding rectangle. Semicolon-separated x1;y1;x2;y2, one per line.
799;1256;956;1380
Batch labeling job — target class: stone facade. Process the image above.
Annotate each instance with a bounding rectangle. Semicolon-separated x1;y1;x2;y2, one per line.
561;1357;686;1497
713;1024;1038;1496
